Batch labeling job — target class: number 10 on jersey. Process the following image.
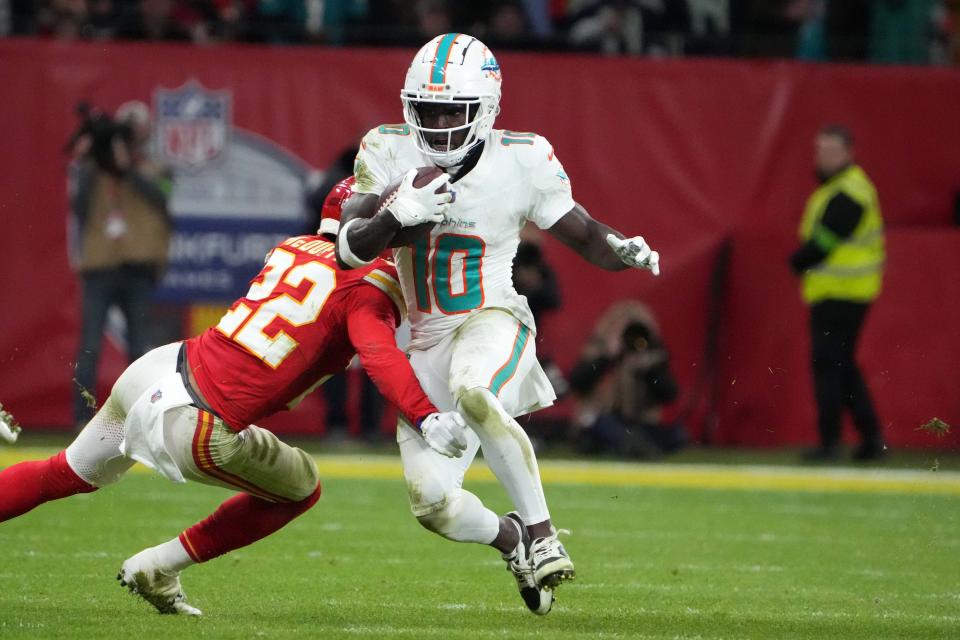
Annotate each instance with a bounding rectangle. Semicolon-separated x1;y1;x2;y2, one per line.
412;233;485;314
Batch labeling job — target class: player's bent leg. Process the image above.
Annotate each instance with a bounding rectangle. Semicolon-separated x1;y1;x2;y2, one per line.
175;419;322;563
448;311;553;525
449;310;575;589
415;489;499;542
175;415;320;502
0;394;138;522
65;395;136;487
397;418;499;544
120;411;321;615
456;386;549;523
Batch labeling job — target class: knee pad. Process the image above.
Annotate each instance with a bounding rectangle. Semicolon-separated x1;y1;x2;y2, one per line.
291;452;322;502
406;469;451;517
456;386;496;427
65;397;131;487
456;386;521;441
415;491;463;539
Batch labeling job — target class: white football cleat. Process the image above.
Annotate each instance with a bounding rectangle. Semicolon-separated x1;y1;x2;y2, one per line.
118;548;202;616
530;530;575;590
502;512;553;615
0;404;21;444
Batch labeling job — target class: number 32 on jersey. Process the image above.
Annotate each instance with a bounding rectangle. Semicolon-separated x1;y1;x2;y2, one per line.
216;249;337;368
412;233;485;315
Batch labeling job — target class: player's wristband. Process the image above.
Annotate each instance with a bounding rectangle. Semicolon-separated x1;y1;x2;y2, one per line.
336;218;376;269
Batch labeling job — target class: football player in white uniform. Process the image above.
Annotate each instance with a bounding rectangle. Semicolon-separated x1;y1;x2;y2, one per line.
336;33;660;615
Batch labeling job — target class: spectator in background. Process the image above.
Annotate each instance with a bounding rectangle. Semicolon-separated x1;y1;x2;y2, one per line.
5;0;36;35
457;1;549;50
68;101;173;428
249;0;305;43
790;125;885;462
116;0;190;40
306;145;358;235
741;0;799;58
682;0;734;56
214;0;252;41
38;0;93;39
307;0;370;44
568;0;645;54
789;0;827;60
513;232;561;331
824;0;870;60
415;0;450;39
870;0;947;64
361;0;418;45
566;0;691;56
569;301;683;458
487;0;528;46
87;0;116;36
166;0;225;43
512;229;566;394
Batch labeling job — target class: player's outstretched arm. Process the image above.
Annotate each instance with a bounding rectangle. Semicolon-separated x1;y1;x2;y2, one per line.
547;203;660;275
336;193;401;270
344;287;436;423
344;288;467;458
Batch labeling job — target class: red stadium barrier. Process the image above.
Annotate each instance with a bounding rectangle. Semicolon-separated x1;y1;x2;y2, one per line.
0;39;958;448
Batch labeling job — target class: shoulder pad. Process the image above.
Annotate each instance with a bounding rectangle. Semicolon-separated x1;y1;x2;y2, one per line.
497;131;554;169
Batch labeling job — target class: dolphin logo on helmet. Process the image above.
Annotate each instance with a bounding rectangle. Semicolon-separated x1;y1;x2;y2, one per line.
401;33;502;168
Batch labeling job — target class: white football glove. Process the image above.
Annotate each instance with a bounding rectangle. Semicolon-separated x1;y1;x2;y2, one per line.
0;404;21;445
419;411;468;458
606;234;661;276
387;169;453;228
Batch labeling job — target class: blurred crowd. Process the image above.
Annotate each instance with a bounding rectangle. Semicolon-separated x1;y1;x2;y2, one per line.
1;0;958;65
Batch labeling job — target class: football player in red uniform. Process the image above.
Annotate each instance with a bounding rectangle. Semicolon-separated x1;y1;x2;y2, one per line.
0;179;467;615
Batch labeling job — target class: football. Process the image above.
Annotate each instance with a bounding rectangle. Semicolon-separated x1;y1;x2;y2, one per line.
379;166;446;247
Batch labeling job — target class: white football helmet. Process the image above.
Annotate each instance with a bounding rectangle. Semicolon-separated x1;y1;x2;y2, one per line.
401;33;502;167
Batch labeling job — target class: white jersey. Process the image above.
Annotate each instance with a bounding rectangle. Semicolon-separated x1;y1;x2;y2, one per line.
353;125;576;350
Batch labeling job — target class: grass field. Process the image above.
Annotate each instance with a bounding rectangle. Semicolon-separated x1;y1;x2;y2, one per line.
1;448;959;639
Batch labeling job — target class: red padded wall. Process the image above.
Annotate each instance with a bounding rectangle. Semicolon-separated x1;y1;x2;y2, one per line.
0;40;957;448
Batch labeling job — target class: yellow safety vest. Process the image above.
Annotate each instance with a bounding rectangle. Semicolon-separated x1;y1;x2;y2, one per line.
798;165;885;304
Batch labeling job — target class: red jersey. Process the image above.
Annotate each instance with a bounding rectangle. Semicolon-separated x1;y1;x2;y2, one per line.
185;235;436;430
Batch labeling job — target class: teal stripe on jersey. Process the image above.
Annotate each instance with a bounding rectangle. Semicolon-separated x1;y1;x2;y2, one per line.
490;325;531;396
431;33;460;84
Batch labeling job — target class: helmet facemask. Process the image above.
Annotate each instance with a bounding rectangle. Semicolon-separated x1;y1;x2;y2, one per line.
402;92;499;167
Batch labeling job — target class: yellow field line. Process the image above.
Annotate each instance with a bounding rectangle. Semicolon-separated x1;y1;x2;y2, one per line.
2;448;958;496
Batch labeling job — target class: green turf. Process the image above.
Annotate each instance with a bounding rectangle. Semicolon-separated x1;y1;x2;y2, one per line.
0;472;957;639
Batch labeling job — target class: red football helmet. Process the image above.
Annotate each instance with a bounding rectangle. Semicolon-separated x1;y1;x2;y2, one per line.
318;176;355;238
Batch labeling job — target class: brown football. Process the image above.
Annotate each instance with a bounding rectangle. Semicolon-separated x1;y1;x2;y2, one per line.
378;166;446;247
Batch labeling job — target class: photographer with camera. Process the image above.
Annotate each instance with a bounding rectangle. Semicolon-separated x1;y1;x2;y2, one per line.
67;100;173;428
569;301;685;458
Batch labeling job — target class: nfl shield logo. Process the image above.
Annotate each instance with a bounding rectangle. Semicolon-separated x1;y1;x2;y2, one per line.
154;80;231;170
150;389;163;403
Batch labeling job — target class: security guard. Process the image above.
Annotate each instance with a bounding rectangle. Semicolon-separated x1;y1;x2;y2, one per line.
790;125;885;461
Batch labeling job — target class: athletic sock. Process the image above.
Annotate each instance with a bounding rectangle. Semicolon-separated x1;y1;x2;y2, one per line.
0;450;96;522
149;537;196;572
178;484;321;563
